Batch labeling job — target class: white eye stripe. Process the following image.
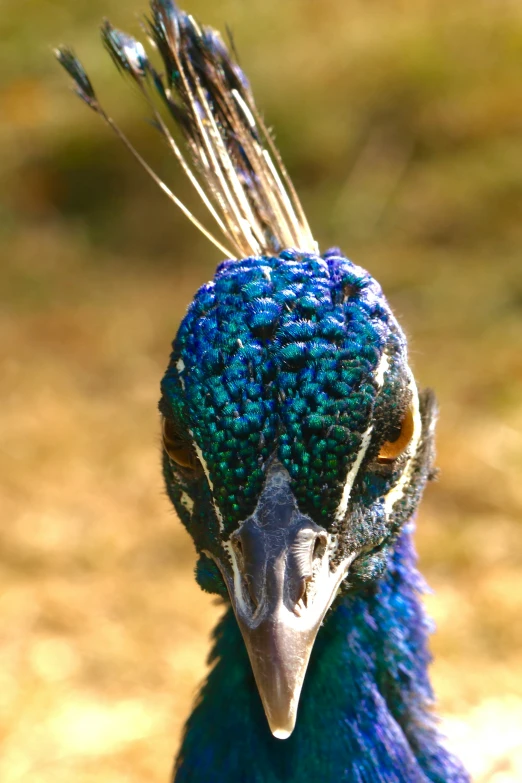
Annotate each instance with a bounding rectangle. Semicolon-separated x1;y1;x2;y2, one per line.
333;355;423;525
334;424;373;525
383;369;422;515
333;351;390;524
180;491;194;513
374;352;389;388
176;358;186;391
188;429;225;531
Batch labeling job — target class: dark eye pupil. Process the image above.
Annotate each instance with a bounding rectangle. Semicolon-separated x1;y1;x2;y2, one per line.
162;417;198;470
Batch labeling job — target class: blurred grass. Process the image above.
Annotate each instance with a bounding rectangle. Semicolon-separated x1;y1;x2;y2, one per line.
1;0;522;781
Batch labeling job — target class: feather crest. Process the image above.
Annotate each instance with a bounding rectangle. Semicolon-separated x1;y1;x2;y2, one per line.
55;0;317;259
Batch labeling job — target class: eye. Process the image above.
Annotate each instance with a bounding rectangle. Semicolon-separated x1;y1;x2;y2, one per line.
377;405;415;464
162;417;199;471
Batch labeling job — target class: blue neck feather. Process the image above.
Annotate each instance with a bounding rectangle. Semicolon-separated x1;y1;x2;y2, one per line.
174;528;469;783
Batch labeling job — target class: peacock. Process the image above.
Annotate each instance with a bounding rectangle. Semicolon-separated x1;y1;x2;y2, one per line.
56;3;470;781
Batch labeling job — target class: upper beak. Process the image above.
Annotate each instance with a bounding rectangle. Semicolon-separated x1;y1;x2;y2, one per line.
210;461;355;739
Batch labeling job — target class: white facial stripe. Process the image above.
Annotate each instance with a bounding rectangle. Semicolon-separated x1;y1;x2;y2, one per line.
176;358;186;391
334;424;373;524
333;351;389;525
188;429;224;531
384;367;422;515
374;351;389;388
180;490;194;514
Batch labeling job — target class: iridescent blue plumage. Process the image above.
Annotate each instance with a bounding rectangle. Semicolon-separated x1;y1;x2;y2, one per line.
56;3;470;780
161;249;429;597
162;250;389;532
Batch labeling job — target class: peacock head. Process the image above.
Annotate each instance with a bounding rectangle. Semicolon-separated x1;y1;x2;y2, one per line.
56;0;436;742
160;247;436;738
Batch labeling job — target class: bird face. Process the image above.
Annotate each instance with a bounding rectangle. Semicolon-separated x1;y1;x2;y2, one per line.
160;248;436;738
54;0;438;747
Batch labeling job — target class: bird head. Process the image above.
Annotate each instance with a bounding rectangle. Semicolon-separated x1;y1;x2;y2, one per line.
160;248;436;739
55;0;436;742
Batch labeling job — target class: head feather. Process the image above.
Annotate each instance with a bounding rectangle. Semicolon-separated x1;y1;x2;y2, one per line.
55;0;317;259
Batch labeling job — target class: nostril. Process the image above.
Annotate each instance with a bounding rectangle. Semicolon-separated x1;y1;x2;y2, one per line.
312;533;327;560
296;576;311;608
245;576;259;609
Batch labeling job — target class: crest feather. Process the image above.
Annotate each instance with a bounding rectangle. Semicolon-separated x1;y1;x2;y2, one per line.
56;0;317;259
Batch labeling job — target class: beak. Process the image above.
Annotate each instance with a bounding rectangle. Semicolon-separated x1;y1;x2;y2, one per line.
210;461;355;739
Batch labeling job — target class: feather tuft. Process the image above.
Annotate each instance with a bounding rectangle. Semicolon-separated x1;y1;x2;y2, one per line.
55;0;317;259
54;47;98;110
100;21;149;82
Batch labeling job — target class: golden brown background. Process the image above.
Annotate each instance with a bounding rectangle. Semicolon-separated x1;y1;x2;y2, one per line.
1;0;522;780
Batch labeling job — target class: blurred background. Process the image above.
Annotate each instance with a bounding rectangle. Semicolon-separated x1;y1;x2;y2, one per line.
1;0;522;780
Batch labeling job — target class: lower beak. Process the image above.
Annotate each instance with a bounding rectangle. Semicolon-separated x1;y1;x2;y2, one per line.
209;462;354;739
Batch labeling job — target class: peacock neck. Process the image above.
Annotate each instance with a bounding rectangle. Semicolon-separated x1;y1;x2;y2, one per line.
174;527;469;783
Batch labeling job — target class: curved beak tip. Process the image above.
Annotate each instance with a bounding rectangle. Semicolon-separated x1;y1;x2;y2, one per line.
272;727;293;740
265;704;297;740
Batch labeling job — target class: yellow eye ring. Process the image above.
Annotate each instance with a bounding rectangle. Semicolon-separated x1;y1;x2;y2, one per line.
377;405;415;463
162;417;199;471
